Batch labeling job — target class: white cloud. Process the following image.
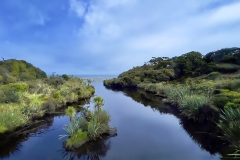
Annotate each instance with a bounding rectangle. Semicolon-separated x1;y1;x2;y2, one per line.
207;2;240;26
65;0;240;74
69;0;87;17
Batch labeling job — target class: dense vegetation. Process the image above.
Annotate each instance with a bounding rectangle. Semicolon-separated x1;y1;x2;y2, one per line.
0;59;47;84
104;47;240;87
0;59;95;134
60;96;116;149
104;47;240;157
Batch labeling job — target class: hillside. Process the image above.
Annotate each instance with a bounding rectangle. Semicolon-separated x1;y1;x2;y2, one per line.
0;59;47;84
104;47;240;88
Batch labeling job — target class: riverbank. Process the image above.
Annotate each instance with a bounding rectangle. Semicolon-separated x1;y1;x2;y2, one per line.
0;76;95;135
104;72;240;157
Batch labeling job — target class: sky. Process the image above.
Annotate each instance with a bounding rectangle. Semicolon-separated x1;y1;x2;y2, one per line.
0;0;240;75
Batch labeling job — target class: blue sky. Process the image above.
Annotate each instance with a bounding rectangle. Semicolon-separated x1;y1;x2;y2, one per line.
0;0;240;75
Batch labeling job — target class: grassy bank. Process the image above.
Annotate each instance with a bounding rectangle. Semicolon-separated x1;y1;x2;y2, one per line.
103;47;240;157
0;76;95;134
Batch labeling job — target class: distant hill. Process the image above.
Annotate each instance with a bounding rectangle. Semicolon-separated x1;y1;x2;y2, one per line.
0;59;47;84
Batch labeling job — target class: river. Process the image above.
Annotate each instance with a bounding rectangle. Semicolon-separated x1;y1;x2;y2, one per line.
0;82;224;160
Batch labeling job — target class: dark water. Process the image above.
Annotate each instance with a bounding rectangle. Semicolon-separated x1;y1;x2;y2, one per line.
0;82;225;160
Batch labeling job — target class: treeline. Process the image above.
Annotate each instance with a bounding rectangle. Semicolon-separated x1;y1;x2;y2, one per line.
0;59;47;84
104;47;240;88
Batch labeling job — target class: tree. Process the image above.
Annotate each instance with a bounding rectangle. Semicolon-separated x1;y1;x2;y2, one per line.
148;57;172;69
62;74;69;81
174;51;205;77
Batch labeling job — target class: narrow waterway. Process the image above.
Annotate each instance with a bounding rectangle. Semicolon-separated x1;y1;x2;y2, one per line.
0;82;222;160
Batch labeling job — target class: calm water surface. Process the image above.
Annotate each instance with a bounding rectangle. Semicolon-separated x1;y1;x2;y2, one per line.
0;82;222;160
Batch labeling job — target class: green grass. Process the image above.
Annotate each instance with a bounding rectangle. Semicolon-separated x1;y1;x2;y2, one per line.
66;129;88;147
217;108;240;150
179;95;211;121
0;103;29;132
0;76;95;134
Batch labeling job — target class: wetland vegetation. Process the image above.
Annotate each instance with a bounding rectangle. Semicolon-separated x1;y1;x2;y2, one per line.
2;47;240;159
60;96;116;149
104;47;240;158
0;59;95;135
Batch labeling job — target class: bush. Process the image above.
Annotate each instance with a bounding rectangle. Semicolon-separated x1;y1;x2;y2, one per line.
62;74;69;81
96;110;110;125
213;63;239;73
0;82;28;92
224;102;240;109
205;72;220;80
43;101;56;112
212;95;231;109
228;80;240;91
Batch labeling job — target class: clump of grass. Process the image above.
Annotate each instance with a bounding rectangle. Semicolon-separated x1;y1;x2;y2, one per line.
87;117;102;139
179;95;211;121
217;108;240;144
140;82;216;121
163;85;192;105
0;104;29;133
60;96;112;148
66;129;88;147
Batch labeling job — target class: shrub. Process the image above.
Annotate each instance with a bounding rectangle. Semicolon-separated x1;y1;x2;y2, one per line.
224;102;239;109
205;72;220;80
228;80;240;91
213;63;240;73
96;110;110;125
212;95;231;109
43;101;56;112
8;83;28;92
4;91;20;103
0;124;7;133
62;74;70;81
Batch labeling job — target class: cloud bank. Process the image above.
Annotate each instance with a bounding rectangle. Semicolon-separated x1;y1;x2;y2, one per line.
0;0;240;75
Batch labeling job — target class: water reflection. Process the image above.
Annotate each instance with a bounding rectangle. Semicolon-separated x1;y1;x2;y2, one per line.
0;116;54;159
107;87;227;157
60;134;116;160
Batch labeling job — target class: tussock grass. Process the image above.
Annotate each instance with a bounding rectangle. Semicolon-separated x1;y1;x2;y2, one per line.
0;76;95;134
217;108;240;143
60;96;112;147
0;103;29;133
